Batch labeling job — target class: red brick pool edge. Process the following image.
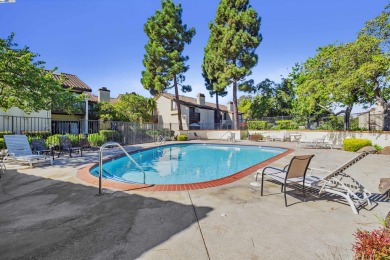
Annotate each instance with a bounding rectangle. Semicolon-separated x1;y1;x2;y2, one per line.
76;147;293;192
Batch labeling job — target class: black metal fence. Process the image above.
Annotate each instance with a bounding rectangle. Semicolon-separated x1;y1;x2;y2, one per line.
0;116;175;145
248;112;390;131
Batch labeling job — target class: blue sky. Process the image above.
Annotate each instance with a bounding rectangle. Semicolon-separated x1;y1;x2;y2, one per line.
0;0;388;109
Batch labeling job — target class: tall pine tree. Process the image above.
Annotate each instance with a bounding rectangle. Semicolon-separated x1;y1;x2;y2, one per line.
205;0;262;129
141;0;195;130
201;57;228;125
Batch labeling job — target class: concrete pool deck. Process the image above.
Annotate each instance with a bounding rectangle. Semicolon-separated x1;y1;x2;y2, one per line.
0;141;389;259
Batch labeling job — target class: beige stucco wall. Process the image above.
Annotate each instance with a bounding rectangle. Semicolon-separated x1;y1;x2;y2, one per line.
156;96;216;131
248;130;390;147
156;96;188;131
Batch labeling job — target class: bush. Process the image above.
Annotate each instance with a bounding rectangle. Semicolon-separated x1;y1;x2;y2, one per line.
247;121;272;130
343;139;372;152
249;133;263;141
274;120;298;130
88;133;106;147
353;228;390;259
46;134;61;146
177;134;188;141
0;138;5;150
21;130;51;139
99;130;121;142
374;144;383;152
0;131;12;138
45;134;80;147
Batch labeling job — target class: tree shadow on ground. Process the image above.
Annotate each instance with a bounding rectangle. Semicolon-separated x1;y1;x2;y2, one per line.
0;169;212;259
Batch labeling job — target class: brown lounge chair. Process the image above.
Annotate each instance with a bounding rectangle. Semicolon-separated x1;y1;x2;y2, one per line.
254;155;315;207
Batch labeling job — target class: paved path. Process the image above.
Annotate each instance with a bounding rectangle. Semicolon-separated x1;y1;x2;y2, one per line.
0;141;389;259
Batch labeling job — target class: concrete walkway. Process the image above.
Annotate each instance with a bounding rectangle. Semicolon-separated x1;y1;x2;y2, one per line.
0;141;389;259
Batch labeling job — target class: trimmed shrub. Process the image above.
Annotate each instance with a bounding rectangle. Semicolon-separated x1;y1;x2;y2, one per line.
247;121;272;130
249;133;263;141
45;134;80;147
0;138;5;150
46;135;61;146
0;131;12;138
99;130;121;142
177;134;188;141
274;120;298;130
343;139;372;152
374;144;383;152
353;228;390;259
88;133;106;147
21;130;51;139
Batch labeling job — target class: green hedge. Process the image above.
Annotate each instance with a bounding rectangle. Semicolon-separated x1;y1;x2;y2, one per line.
247;121;272;130
343;138;372;152
274;120;298;130
99;130;121;142
177;134;188;141
88;133;106;147
21;130;51;139
0;131;12;138
45;134;82;147
0;138;5;150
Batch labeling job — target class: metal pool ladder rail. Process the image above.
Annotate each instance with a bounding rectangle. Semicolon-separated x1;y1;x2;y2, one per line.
98;142;146;195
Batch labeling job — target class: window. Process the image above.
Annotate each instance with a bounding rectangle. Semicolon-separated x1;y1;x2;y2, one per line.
171;100;178;110
223;113;227;120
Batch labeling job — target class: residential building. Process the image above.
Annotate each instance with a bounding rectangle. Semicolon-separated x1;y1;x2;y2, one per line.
155;92;243;131
0;72;118;134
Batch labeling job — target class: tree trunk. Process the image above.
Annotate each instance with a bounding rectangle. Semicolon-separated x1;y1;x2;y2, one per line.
174;75;183;131
233;80;239;130
215;93;220;128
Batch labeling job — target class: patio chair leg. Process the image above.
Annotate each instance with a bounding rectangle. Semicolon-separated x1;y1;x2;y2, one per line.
261;172;265;196
281;184;284;192
303;183;306;202
284;183;288;207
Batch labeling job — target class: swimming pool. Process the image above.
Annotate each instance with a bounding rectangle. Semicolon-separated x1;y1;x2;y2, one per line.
90;144;286;185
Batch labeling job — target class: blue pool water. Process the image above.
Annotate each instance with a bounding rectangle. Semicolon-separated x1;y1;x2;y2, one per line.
90;144;286;185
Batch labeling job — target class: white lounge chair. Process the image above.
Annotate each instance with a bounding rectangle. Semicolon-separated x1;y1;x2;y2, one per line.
298;135;333;149
4;135;53;168
253;152;371;214
305;152;371;214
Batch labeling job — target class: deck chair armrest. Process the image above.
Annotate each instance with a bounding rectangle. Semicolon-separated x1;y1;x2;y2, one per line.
262;166;287;175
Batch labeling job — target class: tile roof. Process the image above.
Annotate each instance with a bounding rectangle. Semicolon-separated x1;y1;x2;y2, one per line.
158;92;242;113
52;73;92;92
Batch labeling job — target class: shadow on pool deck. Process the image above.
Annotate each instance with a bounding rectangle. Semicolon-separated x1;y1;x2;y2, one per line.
0;169;212;259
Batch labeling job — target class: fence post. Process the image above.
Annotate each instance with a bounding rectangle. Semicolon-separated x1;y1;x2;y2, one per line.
368;112;371;131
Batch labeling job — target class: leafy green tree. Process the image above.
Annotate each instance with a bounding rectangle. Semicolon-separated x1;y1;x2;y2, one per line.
237;95;252;119
94;101;116;120
297;34;390;130
0;33;84;114
141;0;195;130
359;3;390;52
113;93;152;123
205;0;262;129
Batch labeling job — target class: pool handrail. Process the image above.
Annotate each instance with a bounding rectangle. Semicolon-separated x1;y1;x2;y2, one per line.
99;142;146;195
